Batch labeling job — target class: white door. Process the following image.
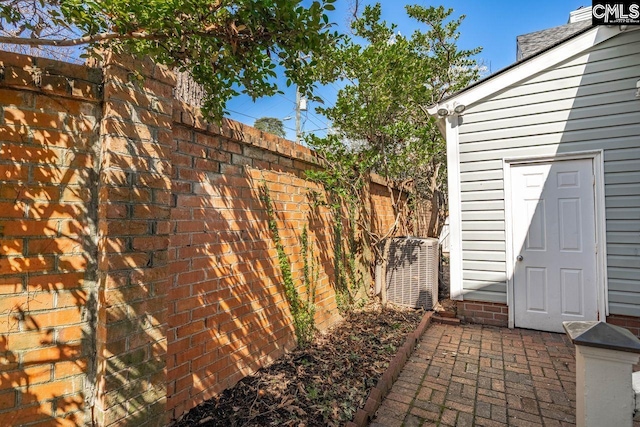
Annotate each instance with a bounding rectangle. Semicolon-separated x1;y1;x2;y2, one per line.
510;159;598;333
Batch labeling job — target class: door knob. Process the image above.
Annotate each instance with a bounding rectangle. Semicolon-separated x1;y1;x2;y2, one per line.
516;255;524;261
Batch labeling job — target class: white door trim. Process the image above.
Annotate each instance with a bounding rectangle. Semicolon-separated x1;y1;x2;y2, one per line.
503;150;608;329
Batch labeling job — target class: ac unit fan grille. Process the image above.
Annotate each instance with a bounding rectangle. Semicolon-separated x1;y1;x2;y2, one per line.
385;237;439;310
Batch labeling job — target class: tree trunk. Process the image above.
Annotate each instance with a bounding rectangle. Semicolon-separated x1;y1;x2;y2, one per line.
380;236;393;305
356;179;373;299
426;162;442;238
427;195;439;238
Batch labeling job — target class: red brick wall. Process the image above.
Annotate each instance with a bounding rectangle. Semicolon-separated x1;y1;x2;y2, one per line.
457;301;509;328
0;50;411;426
370;180;398;238
165;103;342;419
94;53;175;427
0;52;102;426
607;314;640;338
413;198;434;238
370;178;431;239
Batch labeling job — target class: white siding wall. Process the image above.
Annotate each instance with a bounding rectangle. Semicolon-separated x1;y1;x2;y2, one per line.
457;30;640;315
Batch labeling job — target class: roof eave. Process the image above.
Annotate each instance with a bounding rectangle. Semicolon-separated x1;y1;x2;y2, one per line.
428;24;635;134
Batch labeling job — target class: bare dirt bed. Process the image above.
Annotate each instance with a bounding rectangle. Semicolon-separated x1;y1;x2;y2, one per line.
172;304;423;427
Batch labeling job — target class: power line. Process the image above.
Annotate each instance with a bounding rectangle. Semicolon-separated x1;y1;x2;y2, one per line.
303;113;326;132
278;91;336;113
227;109;297;135
239;95;291;118
328;82;344;94
277;93;296;104
307;109;328;129
226;109;260;121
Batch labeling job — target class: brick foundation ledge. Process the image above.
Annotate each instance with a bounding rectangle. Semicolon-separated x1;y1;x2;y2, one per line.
607;314;640;338
456;303;640;338
346;311;434;427
457;301;509;327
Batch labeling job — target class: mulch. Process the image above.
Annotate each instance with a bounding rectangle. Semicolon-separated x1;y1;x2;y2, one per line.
171;304;424;427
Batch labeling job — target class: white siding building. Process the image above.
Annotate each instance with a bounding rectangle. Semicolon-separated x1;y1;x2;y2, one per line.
429;10;640;334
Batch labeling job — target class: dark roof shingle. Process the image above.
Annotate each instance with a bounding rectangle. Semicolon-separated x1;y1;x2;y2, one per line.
516;20;592;60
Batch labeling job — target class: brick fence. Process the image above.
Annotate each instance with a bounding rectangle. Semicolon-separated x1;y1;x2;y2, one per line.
0;51;102;427
0;51;427;426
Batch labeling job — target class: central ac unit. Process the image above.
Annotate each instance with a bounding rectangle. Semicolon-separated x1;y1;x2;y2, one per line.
384;237;439;310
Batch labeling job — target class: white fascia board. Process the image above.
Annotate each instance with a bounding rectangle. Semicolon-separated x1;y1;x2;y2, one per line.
434;25;628;114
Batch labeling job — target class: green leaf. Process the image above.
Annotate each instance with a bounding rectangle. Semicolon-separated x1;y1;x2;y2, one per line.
311;2;481;228
2;0;341;121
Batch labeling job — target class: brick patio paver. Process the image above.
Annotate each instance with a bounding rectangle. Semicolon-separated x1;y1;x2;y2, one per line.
371;323;640;427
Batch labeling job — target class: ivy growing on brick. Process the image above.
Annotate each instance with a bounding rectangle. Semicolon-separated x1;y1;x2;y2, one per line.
260;184;316;347
332;199;365;314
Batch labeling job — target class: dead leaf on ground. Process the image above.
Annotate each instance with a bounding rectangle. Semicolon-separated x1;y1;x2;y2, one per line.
171;303;423;427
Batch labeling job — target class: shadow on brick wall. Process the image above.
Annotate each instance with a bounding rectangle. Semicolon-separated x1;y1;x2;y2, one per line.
95;55;176;424
0;50;423;426
0;71;100;425
165;119;342;421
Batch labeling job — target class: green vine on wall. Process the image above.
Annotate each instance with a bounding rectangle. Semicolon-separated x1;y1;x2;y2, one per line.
301;225;319;315
301;225;319;332
260;185;316;347
310;189;365;314
333;198;365;313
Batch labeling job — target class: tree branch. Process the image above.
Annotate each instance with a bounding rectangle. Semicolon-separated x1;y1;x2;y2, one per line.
0;31;159;46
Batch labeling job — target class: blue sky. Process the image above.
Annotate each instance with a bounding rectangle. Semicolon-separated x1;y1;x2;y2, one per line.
226;1;588;141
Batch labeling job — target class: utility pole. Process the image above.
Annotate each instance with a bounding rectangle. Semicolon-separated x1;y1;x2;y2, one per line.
295;53;310;144
295;85;301;143
295;86;308;144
